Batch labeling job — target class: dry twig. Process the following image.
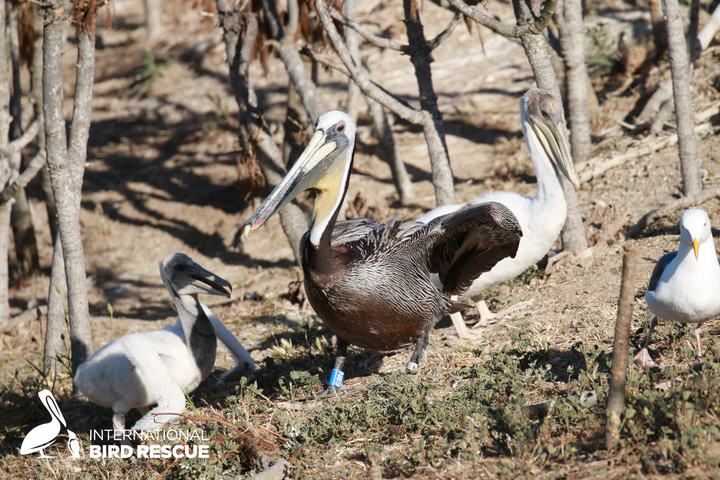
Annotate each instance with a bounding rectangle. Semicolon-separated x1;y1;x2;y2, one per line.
605;244;638;449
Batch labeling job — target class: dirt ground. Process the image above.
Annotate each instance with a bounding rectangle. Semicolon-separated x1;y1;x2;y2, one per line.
4;0;720;477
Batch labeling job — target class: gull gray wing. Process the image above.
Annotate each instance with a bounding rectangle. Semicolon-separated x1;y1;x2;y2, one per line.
422;202;522;297
648;251;677;292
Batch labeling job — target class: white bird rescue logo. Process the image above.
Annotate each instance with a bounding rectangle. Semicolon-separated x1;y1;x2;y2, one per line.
20;389;82;458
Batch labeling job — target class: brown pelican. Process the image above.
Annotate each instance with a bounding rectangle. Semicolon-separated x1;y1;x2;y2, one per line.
416;88;580;326
75;253;250;431
244;111;522;397
635;209;720;366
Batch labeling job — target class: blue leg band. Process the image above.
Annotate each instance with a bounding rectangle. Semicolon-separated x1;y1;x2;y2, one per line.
329;369;344;388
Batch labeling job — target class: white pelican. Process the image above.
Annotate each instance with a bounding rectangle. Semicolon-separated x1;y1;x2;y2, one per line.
416;88;580;327
75;253;253;431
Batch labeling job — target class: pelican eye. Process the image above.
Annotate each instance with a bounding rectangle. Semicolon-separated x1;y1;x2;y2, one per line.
336;123;345;133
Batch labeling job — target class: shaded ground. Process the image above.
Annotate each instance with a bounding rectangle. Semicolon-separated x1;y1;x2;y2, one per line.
3;0;720;478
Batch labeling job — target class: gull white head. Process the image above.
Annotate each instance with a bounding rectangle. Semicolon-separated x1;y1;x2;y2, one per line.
244;111;357;247
680;208;714;261
520;88;579;189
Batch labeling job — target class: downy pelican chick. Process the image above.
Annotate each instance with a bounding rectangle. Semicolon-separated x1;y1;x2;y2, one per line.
244;111;522;397
416;88;580;327
635;209;720;366
75;253;251;431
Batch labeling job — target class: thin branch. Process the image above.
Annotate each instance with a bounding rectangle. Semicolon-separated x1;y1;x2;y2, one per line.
329;7;409;52
447;0;519;37
0;115;42;159
0;150;46;205
447;0;557;38
316;0;425;124
300;47;351;76
526;0;558;34
605;244;638;450
577;122;713;184
427;12;462;50
299;46;415;112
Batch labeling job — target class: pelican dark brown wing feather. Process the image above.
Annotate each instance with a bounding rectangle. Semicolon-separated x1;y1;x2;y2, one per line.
424;203;522;296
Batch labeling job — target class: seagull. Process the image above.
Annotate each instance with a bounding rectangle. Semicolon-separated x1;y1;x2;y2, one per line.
635;208;720;366
416;88;579;327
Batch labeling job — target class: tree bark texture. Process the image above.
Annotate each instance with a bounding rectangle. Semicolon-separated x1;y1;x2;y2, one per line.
145;0;163;39
368;100;415;204
44;235;67;375
8;3;40;279
512;0;588;251
663;0;701;196
649;0;668;59
556;0;592;163
638;3;720;126
282;82;308;169
216;0;307;264
266;0;326;122
316;0;456;207
42;5;95;377
344;0;361;124
0;0;12;322
31;3;57;242
402;0;455;206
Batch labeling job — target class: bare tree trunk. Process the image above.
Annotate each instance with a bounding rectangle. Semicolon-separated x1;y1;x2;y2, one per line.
216;0;307;264
512;0;588;251
650;0;667;60
402;0;455;206
31;4;57;243
282;82;308;169
145;0;163;40
7;2;40;280
344;0;361;124
368;101;415;204
44;235;66;375
663;0;700;196
262;0;326;122
315;0;459;207
42;3;95;380
555;0;592;163
0;0;12;323
638;3;720;126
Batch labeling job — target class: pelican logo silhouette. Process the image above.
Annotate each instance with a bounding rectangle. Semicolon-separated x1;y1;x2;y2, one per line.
20;390;81;458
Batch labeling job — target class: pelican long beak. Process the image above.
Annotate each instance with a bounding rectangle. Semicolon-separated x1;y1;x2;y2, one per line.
172;262;232;298
693;238;700;260
244;121;350;237
529;113;580;190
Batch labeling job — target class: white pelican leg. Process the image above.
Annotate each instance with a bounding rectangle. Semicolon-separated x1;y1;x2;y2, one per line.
449;296;475;340
470;296;535;329
122;335;187;431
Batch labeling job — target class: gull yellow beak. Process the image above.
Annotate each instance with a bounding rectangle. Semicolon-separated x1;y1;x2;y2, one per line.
693;238;700;260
